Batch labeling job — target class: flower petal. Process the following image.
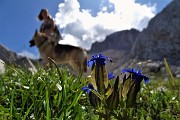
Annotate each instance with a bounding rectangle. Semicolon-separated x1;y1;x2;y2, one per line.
108;72;115;80
82;86;91;94
88;83;94;89
137;70;141;74
122;68;132;73
88;54;112;66
143;76;150;84
88;61;94;67
122;68;150;83
82;84;95;94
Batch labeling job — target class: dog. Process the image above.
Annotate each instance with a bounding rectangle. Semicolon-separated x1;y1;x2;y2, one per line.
31;30;87;73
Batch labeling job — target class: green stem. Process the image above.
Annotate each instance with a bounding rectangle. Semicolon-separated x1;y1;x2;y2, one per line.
104;108;110;120
102;96;110;120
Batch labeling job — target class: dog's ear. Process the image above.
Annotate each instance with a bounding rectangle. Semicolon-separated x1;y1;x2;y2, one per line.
35;29;38;36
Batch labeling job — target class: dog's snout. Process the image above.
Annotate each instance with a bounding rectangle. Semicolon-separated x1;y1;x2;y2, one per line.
29;39;35;47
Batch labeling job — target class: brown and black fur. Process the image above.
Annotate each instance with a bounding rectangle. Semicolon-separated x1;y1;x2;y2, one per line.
32;30;87;73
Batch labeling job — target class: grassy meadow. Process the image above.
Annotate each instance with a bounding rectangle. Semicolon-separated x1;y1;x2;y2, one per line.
0;61;179;120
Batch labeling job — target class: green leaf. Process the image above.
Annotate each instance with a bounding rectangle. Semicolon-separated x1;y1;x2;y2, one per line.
89;64;97;90
102;66;109;89
66;91;82;112
105;87;113;98
121;74;133;99
126;81;140;107
106;76;120;110
0;105;9;113
94;63;108;95
46;89;51;120
89;90;101;108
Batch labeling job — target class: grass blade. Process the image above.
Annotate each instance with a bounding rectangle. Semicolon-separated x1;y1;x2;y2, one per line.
46;89;50;120
10;89;14;120
22;103;33;120
164;58;176;89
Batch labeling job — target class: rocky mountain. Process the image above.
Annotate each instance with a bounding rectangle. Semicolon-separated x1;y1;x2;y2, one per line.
0;44;37;73
123;0;180;77
130;0;180;65
88;29;140;53
0;44;18;64
88;0;180;76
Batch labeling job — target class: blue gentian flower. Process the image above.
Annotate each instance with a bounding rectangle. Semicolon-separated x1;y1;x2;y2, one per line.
108;72;115;80
82;84;95;94
88;53;112;67
122;68;149;84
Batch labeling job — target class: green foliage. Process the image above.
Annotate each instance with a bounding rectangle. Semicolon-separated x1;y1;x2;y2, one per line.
0;65;86;119
164;58;176;89
0;59;179;120
82;54;150;119
82;54;180;120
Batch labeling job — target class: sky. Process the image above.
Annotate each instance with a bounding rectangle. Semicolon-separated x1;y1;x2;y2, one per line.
0;0;172;59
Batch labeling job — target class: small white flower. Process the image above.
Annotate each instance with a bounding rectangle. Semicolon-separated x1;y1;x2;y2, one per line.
23;85;29;89
150;90;154;94
157;86;167;91
56;83;62;91
12;72;17;76
37;77;43;81
15;82;21;86
87;75;91;78
172;96;176;100
141;87;144;92
81;106;85;109
30;113;35;119
6;98;9;102
17;108;21;110
139;97;142;101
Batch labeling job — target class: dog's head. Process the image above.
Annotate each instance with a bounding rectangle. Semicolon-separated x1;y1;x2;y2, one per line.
30;29;48;47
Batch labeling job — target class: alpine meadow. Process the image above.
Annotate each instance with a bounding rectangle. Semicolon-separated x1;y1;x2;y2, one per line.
0;54;179;120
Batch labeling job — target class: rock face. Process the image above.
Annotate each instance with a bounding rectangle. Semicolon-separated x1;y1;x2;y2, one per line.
130;0;180;66
0;44;37;72
88;29;140;54
0;44;18;64
14;57;37;73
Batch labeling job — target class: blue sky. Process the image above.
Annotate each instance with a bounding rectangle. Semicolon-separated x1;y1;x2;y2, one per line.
0;0;172;59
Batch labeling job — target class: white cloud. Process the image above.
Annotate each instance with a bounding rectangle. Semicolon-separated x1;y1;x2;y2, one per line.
18;50;39;59
55;0;156;50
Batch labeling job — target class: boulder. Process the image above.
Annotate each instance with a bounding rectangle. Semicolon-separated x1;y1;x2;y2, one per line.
0;59;5;74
